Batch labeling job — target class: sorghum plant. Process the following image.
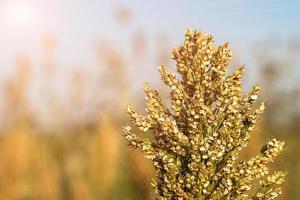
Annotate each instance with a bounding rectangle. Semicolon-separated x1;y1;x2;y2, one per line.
124;29;286;200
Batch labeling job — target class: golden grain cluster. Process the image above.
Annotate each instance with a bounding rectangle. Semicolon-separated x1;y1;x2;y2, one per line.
124;29;286;200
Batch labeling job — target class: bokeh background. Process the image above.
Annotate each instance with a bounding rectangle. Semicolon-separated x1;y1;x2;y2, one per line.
0;0;299;199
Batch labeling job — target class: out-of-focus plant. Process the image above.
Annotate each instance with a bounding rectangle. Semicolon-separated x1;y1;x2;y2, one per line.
0;126;61;199
124;29;286;199
3;55;32;126
253;36;300;200
87;116;122;199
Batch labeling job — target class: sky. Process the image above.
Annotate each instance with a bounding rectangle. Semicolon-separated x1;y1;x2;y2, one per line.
0;0;299;81
0;0;299;127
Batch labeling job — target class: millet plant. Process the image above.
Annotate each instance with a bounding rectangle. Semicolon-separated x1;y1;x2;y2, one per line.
124;29;286;200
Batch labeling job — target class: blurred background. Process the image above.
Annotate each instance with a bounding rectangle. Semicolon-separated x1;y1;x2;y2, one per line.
0;0;299;199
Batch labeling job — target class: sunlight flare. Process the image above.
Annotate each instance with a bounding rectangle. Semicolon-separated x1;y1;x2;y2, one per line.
5;3;36;27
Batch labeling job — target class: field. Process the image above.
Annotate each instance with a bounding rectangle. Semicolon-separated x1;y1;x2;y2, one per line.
0;1;299;199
